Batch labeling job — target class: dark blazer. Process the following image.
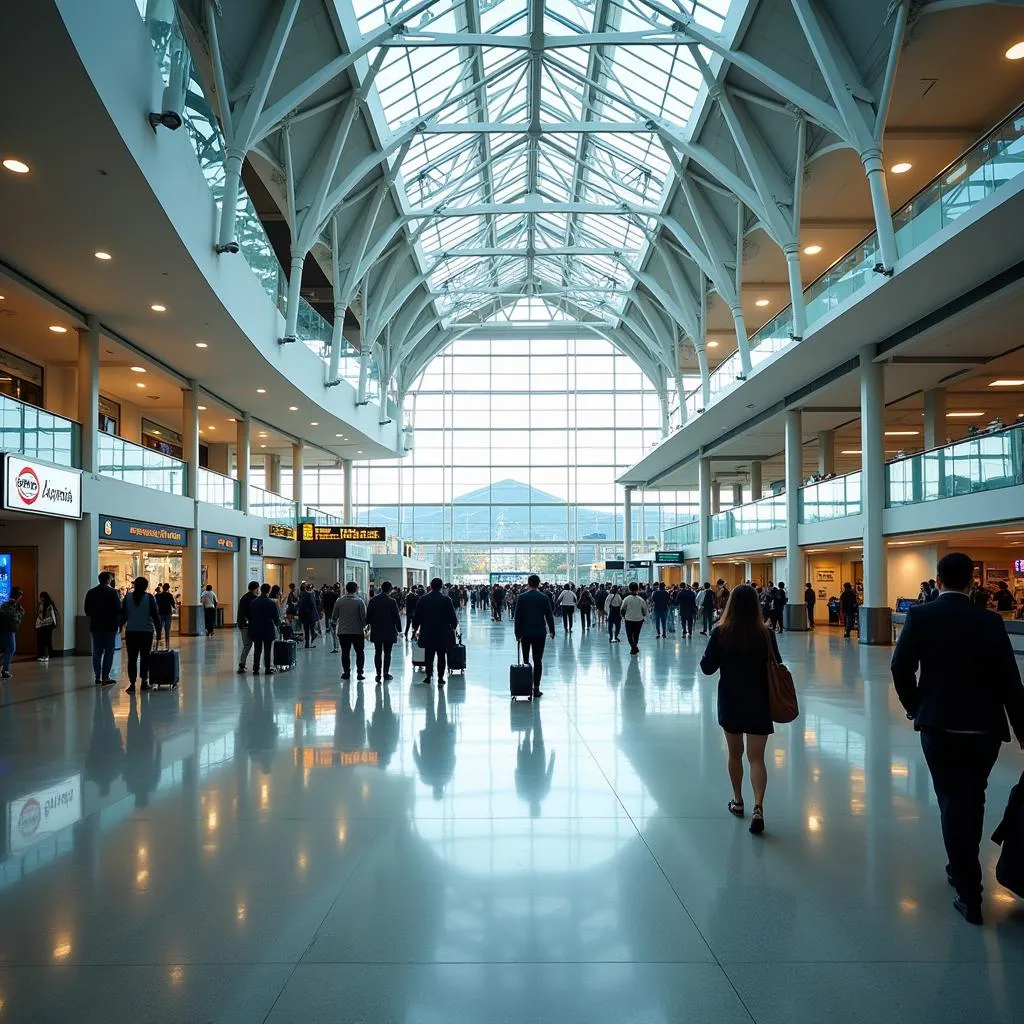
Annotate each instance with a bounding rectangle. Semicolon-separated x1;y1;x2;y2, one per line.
514;588;556;638
891;592;1024;742
366;593;402;644
676;588;697;614
84;583;122;633
247;595;281;642
237;591;257;630
412;591;459;649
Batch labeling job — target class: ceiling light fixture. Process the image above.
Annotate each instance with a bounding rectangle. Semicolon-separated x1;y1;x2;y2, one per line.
2;158;30;174
989;379;1024;387
288;406;298;411
890;162;912;174
706;340;720;349
310;421;319;427
195;341;208;349
150;303;166;313
840;449;862;455
335;433;343;438
207;425;215;430
256;388;266;394
1005;41;1024;60
356;450;363;454
803;244;822;256
136;382;146;389
885;430;919;436
49;325;68;333
197;405;207;411
130;366;146;373
94;250;113;261
755;298;770;307
946;411;985;418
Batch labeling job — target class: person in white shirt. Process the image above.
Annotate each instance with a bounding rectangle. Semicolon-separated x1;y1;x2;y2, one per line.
200;584;218;636
620;581;649;655
557;584;578;633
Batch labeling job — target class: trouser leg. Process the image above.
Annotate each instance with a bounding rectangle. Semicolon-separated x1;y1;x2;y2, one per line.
138;633;153;681
92;634;103;678
374;642;383;676
382;642;393;676
353;636;365;674
340;637;352;675
529;636;545;686
125;633;141;683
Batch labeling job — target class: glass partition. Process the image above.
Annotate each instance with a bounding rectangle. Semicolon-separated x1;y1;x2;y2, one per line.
249;484;297;526
0;394;79;467
98;435;185;494
709;494;786;541
662;519;699;547
886;423;1024;506
198;468;240;509
306;506;344;526
800;472;862;523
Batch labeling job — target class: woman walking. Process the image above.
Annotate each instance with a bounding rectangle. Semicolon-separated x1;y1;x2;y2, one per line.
121;577;161;693
699;584;782;835
35;591;60;662
577;586;593;632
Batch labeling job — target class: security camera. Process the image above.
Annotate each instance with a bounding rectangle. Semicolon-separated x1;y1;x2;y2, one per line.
148;110;183;131
215;241;240;255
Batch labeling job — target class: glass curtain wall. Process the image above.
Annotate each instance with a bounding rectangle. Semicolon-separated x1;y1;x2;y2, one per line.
301;336;697;580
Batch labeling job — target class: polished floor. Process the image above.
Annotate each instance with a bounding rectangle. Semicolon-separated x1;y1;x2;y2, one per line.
0;612;1023;1023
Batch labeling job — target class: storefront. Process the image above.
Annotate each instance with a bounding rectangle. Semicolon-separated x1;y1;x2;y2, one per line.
97;516;186;600
264;523;297;590
655;551;684;585
201;531;239;624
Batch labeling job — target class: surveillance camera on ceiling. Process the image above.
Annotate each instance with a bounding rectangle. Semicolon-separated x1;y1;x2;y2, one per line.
148;110;183;131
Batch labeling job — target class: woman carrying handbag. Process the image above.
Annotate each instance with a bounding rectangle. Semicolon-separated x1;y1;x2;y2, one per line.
35;591;60;662
700;584;798;835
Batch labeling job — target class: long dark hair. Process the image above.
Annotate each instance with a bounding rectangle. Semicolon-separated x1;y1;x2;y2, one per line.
715;584;770;650
131;576;149;607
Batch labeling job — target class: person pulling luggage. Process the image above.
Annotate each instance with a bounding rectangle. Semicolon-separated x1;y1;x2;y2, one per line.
514;574;556;699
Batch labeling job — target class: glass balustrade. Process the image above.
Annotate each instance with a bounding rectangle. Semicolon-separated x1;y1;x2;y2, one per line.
697;104;1024;411
198;468;240;509
249;484;297;526
306;507;344;526
0;395;80;467
709;495;786;541
800;472;863;523
98;435;185;494
886;423;1024;506
662;519;699;547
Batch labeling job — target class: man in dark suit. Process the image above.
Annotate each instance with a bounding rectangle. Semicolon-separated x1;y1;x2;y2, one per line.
366;581;402;683
514;574;556;697
248;583;282;675
412;577;459;686
891;551;1024;924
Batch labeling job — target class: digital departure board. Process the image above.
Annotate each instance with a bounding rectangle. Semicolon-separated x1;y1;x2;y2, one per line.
299;523;385;558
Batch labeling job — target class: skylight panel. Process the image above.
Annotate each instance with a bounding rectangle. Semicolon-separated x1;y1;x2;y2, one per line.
543;0;596;35
479;0;529;35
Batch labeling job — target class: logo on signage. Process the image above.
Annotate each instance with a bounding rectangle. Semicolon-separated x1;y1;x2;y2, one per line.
15;466;39;504
104;520;112;536
17;798;41;840
4;456;82;519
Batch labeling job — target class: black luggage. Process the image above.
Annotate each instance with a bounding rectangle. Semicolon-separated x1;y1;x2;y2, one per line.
280;622;295;641
992;771;1024;898
148;648;179;688
274;638;297;670
510;663;533;700
448;633;466;674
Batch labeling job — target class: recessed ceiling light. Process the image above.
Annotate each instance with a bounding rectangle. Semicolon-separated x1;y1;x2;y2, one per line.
130;366;146;373
840;449;862;455
755;298;770;307
989;379;1024;387
0;295;5;301
706;340;719;349
946;411;985;418
288;406;298;411
207;425;215;431
803;244;822;256
310;421;319;426
48;324;67;333
136;382;146;389
94;250;113;261
356;450;363;454
1005;41;1024;60
258;432;267;437
150;303;166;313
152;430;162;436
890;162;912;174
198;429;203;434
998;530;1024;536
197;405;207;411
2;158;29;174
335;433;344;438
195;341;208;349
885;430;919;436
227;417;236;422
256;388;266;394
260;444;266;449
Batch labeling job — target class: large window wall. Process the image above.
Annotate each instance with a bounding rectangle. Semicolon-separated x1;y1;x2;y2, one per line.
302;336;697;579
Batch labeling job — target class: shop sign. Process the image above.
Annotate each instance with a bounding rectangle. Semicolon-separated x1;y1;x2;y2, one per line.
249;538;264;556
3;455;82;520
0;553;9;603
100;516;187;547
268;523;296;541
301;524;386;543
655;551;684;563
488;572;525;585
7;773;82;854
201;531;239;552
1015;559;1024;574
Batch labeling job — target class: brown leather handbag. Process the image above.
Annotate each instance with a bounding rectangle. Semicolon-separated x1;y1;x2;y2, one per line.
765;633;799;723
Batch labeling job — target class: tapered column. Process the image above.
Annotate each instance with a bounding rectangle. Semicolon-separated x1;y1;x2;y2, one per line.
731;483;743;507
923;388;946;450
750;460;763;501
860;347;891;644
343;458;353;523
75;316;100;653
784;244;806;340
181;383;202;635
236;414;252;613
817;430;835;476
291;442;304;514
710;480;721;516
698;457;711;583
784;409;807;630
266;453;282;494
861;148;898;274
623;486;633;563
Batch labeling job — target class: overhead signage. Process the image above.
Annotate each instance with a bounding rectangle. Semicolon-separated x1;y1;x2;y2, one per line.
201;531;239;552
488;572;525;585
655;551;684;563
300;523;386;543
8;773;82;854
249;538;264;556
3;455;82;520
267;523;297;541
100;516;187;547
1015;559;1024;574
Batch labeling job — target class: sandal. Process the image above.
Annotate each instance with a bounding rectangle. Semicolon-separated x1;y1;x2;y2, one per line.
749;805;765;835
728;799;745;818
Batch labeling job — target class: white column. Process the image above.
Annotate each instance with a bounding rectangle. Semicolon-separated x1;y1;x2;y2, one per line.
860;346;890;644
923;388;946;450
861;148;898;274
784;409;807;630
817;430;835;476
266;453;282;494
236;414;252;612
343;458;353;523
623;486;633;563
181;384;202;635
731;483;743;507
698;456;711;583
291;441;304;514
784;243;806;340
710;480;721;516
750;460;763;501
75;316;100;653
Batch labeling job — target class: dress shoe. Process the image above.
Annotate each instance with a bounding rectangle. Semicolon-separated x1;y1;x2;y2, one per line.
952;895;983;925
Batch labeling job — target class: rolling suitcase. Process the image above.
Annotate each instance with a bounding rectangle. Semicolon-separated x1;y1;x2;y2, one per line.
411;640;427;671
510;663;533;700
148;648;179;688
448;632;466;675
273;638;297;670
280;622;295;641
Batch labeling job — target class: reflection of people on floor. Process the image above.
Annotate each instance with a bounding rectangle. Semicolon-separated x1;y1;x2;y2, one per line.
85;688;123;796
122;694;161;808
335;679;367;753
240;679;279;774
621;659;646;729
515;703;555;817
367;683;399;769
413;688;456;799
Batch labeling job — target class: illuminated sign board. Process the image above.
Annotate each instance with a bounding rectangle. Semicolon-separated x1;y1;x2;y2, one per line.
201;531;239;552
299;523;385;558
655;551;684;563
4;455;82;520
101;516;186;547
8;774;82;854
1015;559;1024;573
267;523;296;541
249;538;264;556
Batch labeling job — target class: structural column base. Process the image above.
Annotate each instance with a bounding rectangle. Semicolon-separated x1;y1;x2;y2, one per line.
858;607;893;646
179;605;202;637
783;604;808;631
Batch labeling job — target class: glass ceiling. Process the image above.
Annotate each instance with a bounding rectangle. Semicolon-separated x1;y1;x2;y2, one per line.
348;0;736;324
